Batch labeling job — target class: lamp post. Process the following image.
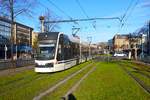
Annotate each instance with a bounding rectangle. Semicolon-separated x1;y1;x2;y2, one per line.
141;34;146;58
4;44;7;60
18;40;20;59
128;33;132;59
141;34;143;59
15;44;17;60
79;38;82;62
87;36;92;58
89;42;91;58
148;21;150;56
9;0;15;69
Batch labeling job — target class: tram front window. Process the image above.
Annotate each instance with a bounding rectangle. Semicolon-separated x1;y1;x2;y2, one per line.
36;44;55;60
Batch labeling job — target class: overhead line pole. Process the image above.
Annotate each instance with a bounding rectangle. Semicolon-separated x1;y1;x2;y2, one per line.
9;0;15;69
44;17;121;24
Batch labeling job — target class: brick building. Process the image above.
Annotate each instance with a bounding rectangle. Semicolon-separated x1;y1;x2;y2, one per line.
113;34;129;52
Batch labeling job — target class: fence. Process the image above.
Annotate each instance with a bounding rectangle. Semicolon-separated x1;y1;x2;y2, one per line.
0;59;34;70
140;56;150;63
94;55;122;62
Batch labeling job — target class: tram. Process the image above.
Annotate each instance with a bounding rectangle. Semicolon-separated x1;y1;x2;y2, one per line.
34;32;96;73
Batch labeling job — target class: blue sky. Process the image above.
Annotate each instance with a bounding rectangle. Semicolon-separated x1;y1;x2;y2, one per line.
17;0;150;43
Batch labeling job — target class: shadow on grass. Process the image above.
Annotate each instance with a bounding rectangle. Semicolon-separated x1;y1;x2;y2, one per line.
68;93;76;100
61;93;76;100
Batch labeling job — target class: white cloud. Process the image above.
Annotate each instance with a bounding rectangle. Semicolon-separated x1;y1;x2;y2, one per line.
137;0;150;8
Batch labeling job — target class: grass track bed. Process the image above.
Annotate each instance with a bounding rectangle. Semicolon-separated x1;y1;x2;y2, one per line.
0;60;149;100
0;61;91;100
0;73;44;94
42;62;96;100
0;70;35;86
120;62;150;87
132;72;150;87
74;62;150;100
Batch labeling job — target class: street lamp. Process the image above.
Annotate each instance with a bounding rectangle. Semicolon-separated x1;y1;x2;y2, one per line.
87;36;92;58
141;34;146;59
15;43;17;60
79;38;82;62
128;33;132;59
4;44;7;60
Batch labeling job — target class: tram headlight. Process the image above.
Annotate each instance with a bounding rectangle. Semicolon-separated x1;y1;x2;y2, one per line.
35;63;39;67
45;63;53;67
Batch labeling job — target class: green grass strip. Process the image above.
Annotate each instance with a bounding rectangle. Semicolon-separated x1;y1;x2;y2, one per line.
120;61;150;87
74;62;150;100
0;61;92;100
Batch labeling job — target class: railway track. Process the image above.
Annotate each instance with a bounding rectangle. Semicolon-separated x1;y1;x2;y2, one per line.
62;65;96;100
118;63;150;94
131;60;150;67
121;62;150;78
33;62;95;100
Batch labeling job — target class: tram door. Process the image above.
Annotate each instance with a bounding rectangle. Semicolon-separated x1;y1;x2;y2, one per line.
57;34;64;61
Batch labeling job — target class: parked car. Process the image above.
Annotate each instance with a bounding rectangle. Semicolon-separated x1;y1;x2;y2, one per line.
113;53;127;57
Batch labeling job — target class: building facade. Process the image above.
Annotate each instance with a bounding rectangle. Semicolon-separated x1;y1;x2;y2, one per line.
113;34;141;59
0;16;33;59
0;17;11;59
136;21;150;57
32;32;38;54
113;34;129;52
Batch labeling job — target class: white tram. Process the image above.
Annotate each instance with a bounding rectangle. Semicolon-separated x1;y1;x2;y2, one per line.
34;32;97;73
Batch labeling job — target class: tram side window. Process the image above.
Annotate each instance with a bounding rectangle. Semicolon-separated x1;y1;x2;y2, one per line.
69;42;80;59
70;42;73;59
70;42;74;58
63;36;71;60
75;43;80;58
71;42;77;58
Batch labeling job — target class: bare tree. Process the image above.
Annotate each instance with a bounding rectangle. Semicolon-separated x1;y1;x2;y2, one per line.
0;0;37;19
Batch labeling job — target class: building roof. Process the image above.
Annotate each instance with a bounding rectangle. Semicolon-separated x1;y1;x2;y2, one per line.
0;16;33;30
114;34;129;39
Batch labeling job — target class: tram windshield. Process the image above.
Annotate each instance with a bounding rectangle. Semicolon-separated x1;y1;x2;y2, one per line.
36;43;56;60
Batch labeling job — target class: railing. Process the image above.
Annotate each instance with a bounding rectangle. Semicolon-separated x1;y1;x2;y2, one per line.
94;55;122;62
0;59;34;70
142;56;150;63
